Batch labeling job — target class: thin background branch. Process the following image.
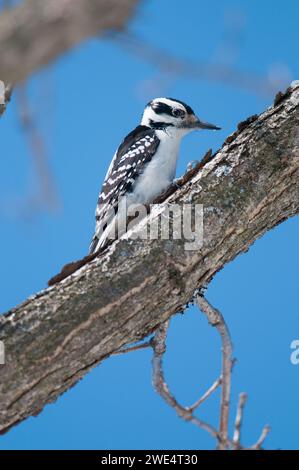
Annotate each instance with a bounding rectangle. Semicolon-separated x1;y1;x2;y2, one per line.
151;320;221;443
0;81;12;117
15;85;60;217
108;31;291;97
150;296;270;450
196;295;233;448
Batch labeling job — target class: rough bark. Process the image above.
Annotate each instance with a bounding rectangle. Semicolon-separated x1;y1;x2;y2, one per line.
0;83;299;434
0;0;139;85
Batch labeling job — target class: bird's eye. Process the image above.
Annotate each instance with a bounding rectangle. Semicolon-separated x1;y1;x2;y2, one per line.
172;108;185;118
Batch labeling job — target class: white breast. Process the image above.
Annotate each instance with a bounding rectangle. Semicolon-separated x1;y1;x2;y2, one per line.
131;130;181;204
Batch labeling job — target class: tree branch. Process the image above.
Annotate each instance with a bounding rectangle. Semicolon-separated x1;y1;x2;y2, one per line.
0;83;299;434
109;32;278;96
151;321;221;443
0;80;12;116
150;303;269;450
197;295;234;449
0;0;139;85
233;392;247;448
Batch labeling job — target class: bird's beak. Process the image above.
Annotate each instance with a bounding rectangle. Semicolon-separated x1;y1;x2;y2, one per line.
186;114;221;130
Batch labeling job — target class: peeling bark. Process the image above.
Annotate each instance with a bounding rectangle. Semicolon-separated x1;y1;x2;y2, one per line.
0;0;139;84
0;83;299;434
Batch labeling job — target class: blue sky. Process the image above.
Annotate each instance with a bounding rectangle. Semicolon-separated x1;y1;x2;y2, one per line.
0;0;299;450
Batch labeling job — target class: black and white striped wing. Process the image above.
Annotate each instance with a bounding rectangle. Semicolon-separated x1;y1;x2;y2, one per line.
89;125;160;253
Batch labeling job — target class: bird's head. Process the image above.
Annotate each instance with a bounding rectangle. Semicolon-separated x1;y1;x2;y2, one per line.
141;97;220;135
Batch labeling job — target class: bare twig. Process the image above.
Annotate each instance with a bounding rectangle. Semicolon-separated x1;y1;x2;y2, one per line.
232;390;270;449
187;377;222;413
233;392;247;449
108;32;284;96
15;85;60;216
150;298;270;450
113;341;151;356
251;425;271;450
196;295;233;449
151;321;221;443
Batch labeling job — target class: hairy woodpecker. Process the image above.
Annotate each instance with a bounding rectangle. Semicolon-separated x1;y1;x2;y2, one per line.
89;97;220;253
